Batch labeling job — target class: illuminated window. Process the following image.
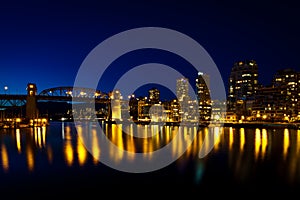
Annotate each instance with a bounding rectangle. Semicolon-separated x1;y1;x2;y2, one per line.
242;74;251;77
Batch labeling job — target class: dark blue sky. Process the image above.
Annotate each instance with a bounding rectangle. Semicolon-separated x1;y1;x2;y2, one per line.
0;0;299;99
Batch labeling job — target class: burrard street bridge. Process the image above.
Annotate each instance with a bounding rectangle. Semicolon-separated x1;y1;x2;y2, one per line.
0;83;111;121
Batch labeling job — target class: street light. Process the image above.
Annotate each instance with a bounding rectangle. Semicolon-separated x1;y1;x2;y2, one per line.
4;86;8;94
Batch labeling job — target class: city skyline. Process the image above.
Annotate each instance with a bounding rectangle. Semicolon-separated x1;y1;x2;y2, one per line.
1;1;300;196
0;1;299;98
0;63;298;100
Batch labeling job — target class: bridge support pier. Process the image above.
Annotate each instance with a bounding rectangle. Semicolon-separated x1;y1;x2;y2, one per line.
26;83;38;120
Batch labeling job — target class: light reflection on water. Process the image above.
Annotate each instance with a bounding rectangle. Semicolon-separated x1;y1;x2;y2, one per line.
1;122;300;190
1;143;9;172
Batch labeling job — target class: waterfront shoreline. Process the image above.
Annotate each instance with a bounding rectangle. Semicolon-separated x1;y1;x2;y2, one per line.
3;119;298;130
79;119;300;129
222;122;300;129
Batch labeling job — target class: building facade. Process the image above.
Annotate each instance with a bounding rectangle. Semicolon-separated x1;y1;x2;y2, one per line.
196;72;212;121
251;68;300;122
227;60;259;119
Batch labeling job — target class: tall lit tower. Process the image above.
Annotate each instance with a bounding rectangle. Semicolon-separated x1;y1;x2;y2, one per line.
227;60;259;115
148;88;160;104
176;77;190;121
196;72;211;121
272;68;300;119
176;77;189;102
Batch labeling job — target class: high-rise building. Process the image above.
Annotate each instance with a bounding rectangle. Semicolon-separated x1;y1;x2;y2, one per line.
227;60;259;117
196;72;211;121
176;77;189;102
148;88;160;104
128;95;138;121
272;68;300;120
176;77;190;121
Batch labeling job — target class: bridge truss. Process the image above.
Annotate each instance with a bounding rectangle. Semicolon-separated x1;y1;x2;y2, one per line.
39;86;109;99
0;95;27;108
0;86;110;108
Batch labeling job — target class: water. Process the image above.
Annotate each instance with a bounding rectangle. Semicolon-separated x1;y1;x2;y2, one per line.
1;122;300;197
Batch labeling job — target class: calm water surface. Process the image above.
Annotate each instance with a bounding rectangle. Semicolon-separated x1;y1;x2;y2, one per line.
1;122;300;196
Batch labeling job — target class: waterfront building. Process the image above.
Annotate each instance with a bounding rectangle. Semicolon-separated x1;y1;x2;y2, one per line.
148;88;160;104
176;77;189;102
227;60;259;119
176;77;190;121
272;68;300;121
249;68;300;122
110;89;122;121
196;72;212;121
211;99;226;121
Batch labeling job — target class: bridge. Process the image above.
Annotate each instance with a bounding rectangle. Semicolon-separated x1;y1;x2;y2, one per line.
0;83;111;121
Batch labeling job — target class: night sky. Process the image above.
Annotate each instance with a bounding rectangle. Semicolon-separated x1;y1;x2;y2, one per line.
0;0;300;99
